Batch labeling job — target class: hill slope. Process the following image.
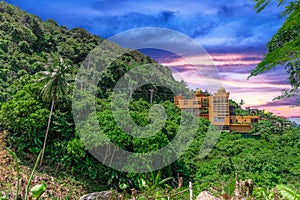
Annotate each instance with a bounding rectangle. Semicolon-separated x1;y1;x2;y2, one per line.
0;2;180;103
0;2;187;198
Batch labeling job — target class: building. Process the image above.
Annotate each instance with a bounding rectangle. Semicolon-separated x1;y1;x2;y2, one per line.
174;88;260;132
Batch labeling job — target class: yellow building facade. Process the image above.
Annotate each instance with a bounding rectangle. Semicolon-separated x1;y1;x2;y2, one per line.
174;88;260;132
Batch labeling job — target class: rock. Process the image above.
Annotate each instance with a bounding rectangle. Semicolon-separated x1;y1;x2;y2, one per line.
79;190;119;200
197;191;217;200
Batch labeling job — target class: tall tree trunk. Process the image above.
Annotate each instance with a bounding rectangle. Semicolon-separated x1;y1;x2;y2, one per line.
39;98;55;167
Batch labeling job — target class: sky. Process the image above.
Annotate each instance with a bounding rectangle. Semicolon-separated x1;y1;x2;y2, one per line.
7;0;300;118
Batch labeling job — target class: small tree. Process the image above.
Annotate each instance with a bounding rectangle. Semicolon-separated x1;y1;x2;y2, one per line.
239;99;245;107
38;56;73;166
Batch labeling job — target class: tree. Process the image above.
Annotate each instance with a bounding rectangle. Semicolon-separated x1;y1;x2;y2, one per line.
0;83;49;153
248;0;300;100
239;99;245;107
38;56;73;166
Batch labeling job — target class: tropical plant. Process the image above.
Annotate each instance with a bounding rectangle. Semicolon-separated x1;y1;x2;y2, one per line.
276;184;300;200
138;170;173;192
249;0;300;100
25;151;45;200
37;56;73;166
5;148;46;200
253;187;275;200
118;182;128;199
253;0;286;13
29;184;46;200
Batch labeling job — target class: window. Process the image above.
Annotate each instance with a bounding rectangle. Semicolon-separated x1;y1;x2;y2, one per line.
186;108;193;113
200;108;208;114
193;101;201;105
214;117;225;123
202;100;208;106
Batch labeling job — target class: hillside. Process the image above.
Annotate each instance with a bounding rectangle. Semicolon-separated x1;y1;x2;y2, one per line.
0;2;300;200
0;2;189;198
0;2;180;104
0;2;97;102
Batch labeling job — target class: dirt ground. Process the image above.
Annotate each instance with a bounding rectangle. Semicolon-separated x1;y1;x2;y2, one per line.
0;130;85;199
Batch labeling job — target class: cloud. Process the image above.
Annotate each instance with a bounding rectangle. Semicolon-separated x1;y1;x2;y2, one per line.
252;96;300;118
7;0;296;117
217;5;236;17
88;11;184;37
256;96;300;107
9;0;285;52
190;21;218;38
92;0;219;16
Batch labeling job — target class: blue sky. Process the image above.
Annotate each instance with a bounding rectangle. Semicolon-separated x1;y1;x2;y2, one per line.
7;0;300;117
8;0;284;50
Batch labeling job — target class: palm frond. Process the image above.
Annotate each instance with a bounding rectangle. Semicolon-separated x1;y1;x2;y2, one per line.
36;56;73;102
277;184;300;200
255;0;286;13
255;0;272;12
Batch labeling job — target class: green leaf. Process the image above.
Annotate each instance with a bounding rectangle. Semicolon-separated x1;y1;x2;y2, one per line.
255;0;272;13
119;183;128;190
158;177;173;186
0;195;8;200
277;184;300;200
30;184;46;199
139;178;147;188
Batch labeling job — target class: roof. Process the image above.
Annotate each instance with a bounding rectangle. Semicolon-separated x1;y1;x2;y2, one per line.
217;87;226;93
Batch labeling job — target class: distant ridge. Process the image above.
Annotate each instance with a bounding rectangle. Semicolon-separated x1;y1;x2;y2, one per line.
289;118;300;125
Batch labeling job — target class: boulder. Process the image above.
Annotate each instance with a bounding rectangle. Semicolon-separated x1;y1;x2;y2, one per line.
197;191;217;200
79;190;118;200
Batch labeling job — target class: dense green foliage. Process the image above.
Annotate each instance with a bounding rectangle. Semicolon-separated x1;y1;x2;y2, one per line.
0;1;187;190
0;2;103;105
194;128;300;190
0;2;299;198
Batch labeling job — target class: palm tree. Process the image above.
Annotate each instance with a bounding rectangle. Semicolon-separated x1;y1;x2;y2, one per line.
38;57;73;167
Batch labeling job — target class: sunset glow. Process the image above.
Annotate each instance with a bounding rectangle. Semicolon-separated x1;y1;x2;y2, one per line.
156;54;300;118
